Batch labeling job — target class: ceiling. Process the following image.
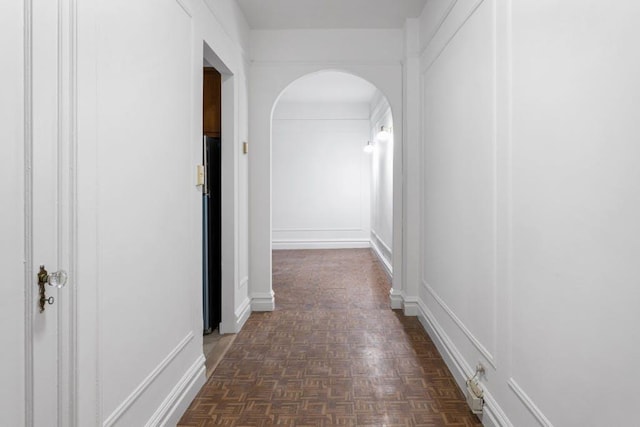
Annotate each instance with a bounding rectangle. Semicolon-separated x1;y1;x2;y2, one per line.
235;0;427;30
277;71;378;104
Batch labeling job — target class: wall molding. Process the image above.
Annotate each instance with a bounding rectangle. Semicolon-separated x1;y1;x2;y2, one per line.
251;291;275;312
58;0;79;424
174;0;192;18
369;92;391;125
102;332;194;427
482;387;514;427
234;297;251;332
420;0;458;54
370;229;392;254
202;0;250;60
508;379;554;427
402;296;419;316
422;280;496;368
370;238;392;279
239;276;248;290
415;298;511;427
23;0;34;424
272;239;370;250
389;289;403;310
251;59;402;68
144;355;206;427
417;299;473;391
273;227;362;233
420;0;485;74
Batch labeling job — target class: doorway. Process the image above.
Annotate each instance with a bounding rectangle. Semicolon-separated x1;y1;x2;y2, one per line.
202;67;222;334
270;71;394;275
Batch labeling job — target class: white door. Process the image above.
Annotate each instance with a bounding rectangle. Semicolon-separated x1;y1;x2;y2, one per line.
0;0;74;425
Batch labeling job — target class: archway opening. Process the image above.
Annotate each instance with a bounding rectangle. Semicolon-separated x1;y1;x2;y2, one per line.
270;70;395;301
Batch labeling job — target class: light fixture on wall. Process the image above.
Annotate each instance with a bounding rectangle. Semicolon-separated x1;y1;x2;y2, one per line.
376;126;392;142
363;140;374;153
363;141;373;153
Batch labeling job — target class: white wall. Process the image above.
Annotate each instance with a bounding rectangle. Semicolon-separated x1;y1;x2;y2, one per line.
248;28;405;311
272;102;371;249
369;94;394;275
412;1;640;426
0;1;26;424
75;0;251;425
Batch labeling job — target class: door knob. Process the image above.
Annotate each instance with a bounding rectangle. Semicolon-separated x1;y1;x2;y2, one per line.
37;265;67;312
48;270;68;288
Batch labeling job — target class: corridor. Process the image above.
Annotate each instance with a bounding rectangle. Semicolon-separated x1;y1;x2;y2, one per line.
179;249;480;426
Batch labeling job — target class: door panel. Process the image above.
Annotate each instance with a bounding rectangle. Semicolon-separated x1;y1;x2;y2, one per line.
0;0;73;425
32;0;62;424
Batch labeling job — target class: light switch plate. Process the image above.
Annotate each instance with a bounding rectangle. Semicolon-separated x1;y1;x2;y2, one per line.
196;165;205;186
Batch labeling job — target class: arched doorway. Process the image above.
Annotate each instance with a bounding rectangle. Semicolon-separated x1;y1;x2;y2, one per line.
247;66;404;311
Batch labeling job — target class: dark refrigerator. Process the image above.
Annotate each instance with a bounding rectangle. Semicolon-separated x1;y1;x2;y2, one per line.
202;135;221;334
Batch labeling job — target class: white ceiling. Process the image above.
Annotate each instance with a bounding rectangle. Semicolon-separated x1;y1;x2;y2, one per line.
277;71;378;104
236;0;427;30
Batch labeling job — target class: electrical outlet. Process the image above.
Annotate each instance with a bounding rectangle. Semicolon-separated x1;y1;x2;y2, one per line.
466;380;484;415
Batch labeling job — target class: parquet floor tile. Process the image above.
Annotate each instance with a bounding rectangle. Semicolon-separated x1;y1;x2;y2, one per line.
179;249;481;426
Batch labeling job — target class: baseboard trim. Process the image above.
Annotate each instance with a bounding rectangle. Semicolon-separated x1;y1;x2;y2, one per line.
272;239;370;250
234;297;251;332
415;299;511;427
370;239;392;279
145;355;206;427
422;280;496;368
251;291;275;311
389;289;403;310
508;378;551;427
103;332;194;427
482;387;514;427
402;297;420;316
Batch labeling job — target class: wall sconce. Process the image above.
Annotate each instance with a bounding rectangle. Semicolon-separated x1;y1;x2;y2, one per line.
376;126;392;142
363;140;374;153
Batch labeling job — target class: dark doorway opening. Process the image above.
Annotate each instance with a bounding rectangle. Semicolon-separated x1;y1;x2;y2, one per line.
203;67;222;334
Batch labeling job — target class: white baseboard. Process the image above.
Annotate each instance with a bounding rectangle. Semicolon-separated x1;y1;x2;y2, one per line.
389;289;403;310
402;297;420;316
272;239;370;250
251;291;275;311
415;299;511;427
234;297;251;332
103;333;195;426
482;387;513;427
147;355;206;427
370;239;393;279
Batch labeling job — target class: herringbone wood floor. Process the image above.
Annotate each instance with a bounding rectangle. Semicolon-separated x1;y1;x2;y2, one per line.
179;249;481;426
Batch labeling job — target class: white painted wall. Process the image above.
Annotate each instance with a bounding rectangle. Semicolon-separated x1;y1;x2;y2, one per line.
413;1;640;426
0;1;26;424
272;102;371;249
74;0;251;424
369;95;394;274
248;28;405;311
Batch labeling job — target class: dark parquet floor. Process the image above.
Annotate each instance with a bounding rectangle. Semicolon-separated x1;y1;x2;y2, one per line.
179;249;481;426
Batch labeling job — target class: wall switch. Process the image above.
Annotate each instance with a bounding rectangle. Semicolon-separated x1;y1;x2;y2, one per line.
196;165;205;186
